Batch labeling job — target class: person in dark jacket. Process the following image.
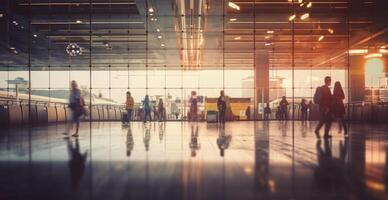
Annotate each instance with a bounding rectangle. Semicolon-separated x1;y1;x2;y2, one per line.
301;98;308;122
217;90;227;124
314;76;333;139
279;96;289;121
332;81;348;136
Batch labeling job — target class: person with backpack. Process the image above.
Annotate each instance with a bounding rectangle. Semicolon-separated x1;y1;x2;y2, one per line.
65;80;85;138
314;76;333;139
333;81;348;136
142;95;152;123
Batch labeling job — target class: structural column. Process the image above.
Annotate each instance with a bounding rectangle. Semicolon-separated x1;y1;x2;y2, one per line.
347;55;366;103
254;52;270;120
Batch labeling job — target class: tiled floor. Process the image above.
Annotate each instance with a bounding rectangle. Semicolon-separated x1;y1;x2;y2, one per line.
0;121;387;200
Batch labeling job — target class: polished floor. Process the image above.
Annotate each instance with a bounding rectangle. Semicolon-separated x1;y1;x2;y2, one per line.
0;121;387;200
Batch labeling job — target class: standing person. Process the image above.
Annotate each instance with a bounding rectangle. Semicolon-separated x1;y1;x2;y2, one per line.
189;91;198;122
279;96;289;121
125;91;134;125
314;76;333;139
307;100;313;121
65;80;84;137
217;90;227;124
157;98;165;122
333;81;348;136
264;104;271;121
142;95;152;123
300;98;308;122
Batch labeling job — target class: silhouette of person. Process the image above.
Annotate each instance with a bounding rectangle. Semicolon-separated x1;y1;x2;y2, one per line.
315;76;333;139
217;125;232;157
126;126;134;157
65;80;85;137
301;98;308;122
157;99;165;122
264;104;271;121
142;95;152;123
332;81;348;136
189;124;200;157
189;91;198;122
67;138;88;192
279;96;289;121
217;90;227;124
307;100;313;121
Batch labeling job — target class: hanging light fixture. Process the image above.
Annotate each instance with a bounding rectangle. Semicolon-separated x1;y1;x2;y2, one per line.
228;2;240;10
66;43;83;56
300;13;309;20
318;35;324;41
289;14;296;21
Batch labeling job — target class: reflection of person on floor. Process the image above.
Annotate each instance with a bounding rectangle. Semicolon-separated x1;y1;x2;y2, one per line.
158;123;165;142
126;126;134;157
217;125;232;157
67;138;88;192
189;124;200;157
314;138;348;191
143;124;151;151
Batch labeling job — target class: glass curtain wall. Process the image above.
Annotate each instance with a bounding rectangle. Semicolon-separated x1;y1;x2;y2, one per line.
1;0;387;122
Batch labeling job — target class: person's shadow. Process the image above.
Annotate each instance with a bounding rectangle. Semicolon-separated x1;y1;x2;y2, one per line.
67;138;88;192
126;126;134;157
189;124;200;157
217;125;232;157
314;138;348;191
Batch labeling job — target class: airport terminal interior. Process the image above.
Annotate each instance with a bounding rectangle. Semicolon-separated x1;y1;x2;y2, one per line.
1;0;388;199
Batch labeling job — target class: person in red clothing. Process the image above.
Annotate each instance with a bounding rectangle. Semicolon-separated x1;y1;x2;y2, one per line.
332;81;348;136
314;76;333;139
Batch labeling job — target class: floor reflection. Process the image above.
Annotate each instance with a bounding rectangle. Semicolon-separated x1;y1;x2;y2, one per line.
0;121;387;200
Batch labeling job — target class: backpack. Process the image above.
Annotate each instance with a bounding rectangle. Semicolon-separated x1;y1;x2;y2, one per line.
313;86;322;104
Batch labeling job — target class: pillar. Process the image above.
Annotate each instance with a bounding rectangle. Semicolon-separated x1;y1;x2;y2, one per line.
254;52;270;120
348;55;365;103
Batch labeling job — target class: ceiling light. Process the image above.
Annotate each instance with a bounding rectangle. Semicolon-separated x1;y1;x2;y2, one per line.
300;13;309;20
161;43;165;47
364;53;382;59
380;49;388;53
288;14;296;21
264;35;271;39
234;36;241;40
0;14;3;18
299;2;305;7
306;2;312;8
229;18;237;22
9;47;15;50
380;46;386;49
66;43;83;57
298;0;303;3
327;28;334;34
318;35;324;41
156;28;160;32
348;49;368;54
267;30;274;34
12;21;18;25
148;8;154;13
265;42;272;46
75;20;83;24
228;2;240;10
149;13;154;16
33;34;38;37
13;50;18;54
157;35;162;39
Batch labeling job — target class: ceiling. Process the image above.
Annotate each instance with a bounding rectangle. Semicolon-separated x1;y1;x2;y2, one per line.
0;0;387;70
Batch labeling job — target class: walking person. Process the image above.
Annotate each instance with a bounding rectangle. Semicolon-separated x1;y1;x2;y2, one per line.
279;96;289;121
157;98;165;122
307;100;313;121
332;81;348;136
125;91;134;125
142;95;152;123
264;104;271;121
314;76;333;139
65;80;85;137
217;90;227;124
189;91;198;122
300;98;308;122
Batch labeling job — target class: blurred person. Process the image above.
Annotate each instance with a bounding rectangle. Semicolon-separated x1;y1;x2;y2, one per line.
157;98;165;122
189;91;198;122
246;106;251;120
125;91;134;125
301;98;308;122
142;95;152;123
264;104;271;121
308;100;314;121
65;80;85;137
279;96;289;121
332;81;348;136
217;90;227;124
314;76;333;139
